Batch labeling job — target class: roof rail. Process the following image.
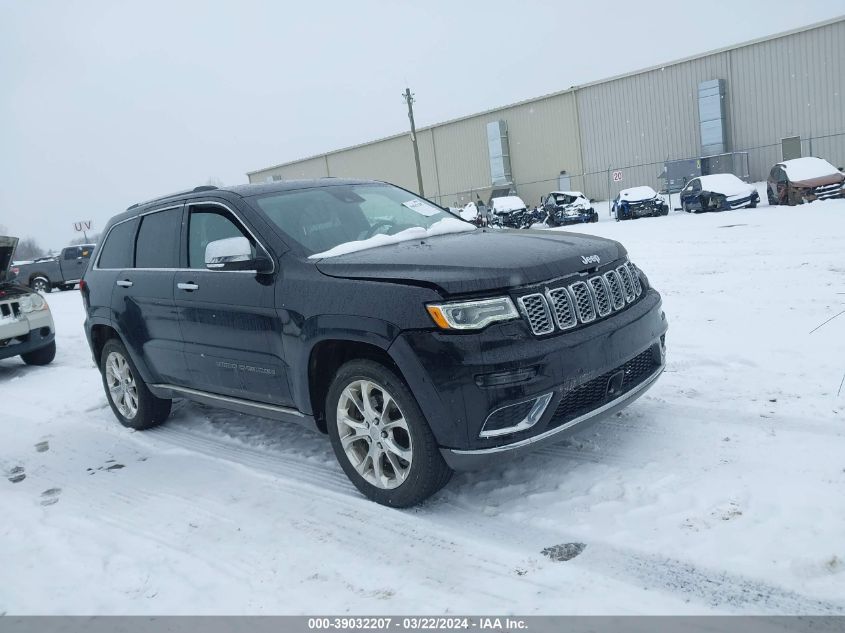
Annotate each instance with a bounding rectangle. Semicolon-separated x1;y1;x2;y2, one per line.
126;185;219;211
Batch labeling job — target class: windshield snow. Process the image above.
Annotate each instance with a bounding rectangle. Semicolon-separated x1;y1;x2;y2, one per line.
250;183;473;258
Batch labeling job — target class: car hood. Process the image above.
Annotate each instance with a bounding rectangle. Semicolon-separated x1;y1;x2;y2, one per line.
790;173;844;188
0;236;19;283
315;229;625;295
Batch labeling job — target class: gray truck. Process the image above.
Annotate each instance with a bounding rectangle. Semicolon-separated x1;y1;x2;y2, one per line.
11;244;96;293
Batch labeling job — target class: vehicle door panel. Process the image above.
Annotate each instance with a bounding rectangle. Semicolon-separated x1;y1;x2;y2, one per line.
112;205;187;384
175;201;291;406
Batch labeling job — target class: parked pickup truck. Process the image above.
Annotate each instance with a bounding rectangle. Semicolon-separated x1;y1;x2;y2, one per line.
11;244;96;293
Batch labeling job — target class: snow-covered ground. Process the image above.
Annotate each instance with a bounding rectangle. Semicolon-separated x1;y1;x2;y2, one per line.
2;193;844;615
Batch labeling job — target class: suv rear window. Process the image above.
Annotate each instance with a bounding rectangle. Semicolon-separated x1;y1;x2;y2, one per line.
97;219;137;269
135;208;182;269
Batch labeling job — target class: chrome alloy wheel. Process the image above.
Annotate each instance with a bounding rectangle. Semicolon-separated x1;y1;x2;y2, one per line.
105;351;139;419
336;379;413;489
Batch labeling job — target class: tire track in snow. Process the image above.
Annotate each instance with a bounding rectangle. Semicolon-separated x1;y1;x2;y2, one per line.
141;421;845;614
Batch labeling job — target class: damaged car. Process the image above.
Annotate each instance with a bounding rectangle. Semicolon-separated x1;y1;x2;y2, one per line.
1;236;57;366
679;174;759;213
612;186;669;221
489;195;533;229
542;191;598;226
767;157;845;206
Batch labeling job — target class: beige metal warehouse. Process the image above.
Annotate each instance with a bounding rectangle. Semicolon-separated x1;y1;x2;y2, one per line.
247;16;845;207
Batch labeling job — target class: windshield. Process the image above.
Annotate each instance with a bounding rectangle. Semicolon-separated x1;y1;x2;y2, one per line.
250;183;473;258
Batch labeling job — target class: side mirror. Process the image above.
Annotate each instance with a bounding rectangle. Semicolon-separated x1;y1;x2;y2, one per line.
205;237;273;273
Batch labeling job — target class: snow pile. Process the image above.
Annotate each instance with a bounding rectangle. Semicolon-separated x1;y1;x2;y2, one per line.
619;186;658;201
459;202;478;221
780;157;840;181
308;218;474;259
698;174;755;197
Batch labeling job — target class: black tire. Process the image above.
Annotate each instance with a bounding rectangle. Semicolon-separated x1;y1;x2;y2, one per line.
326;359;452;507
100;338;171;430
590;212;598;223
767;190;777;206
682;202;690;213
30;277;51;293
21;340;56;366
748;199;757;209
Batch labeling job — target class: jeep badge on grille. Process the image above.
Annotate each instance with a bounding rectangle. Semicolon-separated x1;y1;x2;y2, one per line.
581;254;601;265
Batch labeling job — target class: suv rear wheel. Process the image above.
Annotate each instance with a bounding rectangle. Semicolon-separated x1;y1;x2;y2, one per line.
327;360;452;507
100;339;171;430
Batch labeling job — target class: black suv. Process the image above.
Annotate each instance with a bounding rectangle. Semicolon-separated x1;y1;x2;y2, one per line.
82;180;667;506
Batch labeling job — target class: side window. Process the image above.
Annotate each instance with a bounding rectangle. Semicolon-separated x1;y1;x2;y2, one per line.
690;180;701;193
80;246;93;259
63;247;80;260
135;208;182;269
188;207;253;269
98;219;138;269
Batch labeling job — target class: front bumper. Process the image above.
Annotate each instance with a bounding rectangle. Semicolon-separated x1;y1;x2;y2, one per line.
723;192;758;210
442;358;663;469
555;209;596;224
0;309;55;360
389;288;667;464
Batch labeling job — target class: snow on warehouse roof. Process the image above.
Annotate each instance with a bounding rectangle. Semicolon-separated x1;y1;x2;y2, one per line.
780;157;840;181
619;186;657;201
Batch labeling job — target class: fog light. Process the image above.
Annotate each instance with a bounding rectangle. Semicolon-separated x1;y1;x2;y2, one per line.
479;392;553;438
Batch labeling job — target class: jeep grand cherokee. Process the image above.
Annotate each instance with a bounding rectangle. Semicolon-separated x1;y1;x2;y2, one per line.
82;180;667;506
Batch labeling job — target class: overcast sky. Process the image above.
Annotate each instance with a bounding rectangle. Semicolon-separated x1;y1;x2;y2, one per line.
1;1;843;250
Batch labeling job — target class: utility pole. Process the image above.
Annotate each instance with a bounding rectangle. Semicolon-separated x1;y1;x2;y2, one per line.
403;87;425;197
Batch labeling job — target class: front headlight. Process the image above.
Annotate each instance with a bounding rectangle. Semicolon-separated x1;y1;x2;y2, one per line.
426;297;518;330
18;293;47;313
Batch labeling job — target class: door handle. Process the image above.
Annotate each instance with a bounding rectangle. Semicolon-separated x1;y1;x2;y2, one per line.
177;282;199;291
116;279;133;288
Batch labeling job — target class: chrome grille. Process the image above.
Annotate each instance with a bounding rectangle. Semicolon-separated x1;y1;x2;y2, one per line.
518;293;554;335
570;281;596;323
546;287;577;330
518;260;645;336
604;271;626;310
588;276;611;317
626;262;642;297
617;265;636;302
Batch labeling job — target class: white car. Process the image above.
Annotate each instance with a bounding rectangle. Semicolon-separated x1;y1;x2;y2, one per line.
1;237;57;365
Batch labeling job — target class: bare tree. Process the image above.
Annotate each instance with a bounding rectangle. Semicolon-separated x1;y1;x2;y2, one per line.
13;237;46;261
205;176;225;188
69;233;100;245
0;223;7;235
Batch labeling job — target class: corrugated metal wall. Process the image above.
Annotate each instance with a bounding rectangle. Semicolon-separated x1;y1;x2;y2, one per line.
730;18;845;180
248;18;845;203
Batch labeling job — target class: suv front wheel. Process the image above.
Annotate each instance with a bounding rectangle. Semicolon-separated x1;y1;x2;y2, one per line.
327;360;452;507
100;339;172;430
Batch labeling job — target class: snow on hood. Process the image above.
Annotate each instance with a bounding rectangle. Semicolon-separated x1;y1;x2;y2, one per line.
490;196;527;212
781;157;840;182
619;186;658;201
308;218;475;259
550;191;586;199
698;174;755;197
